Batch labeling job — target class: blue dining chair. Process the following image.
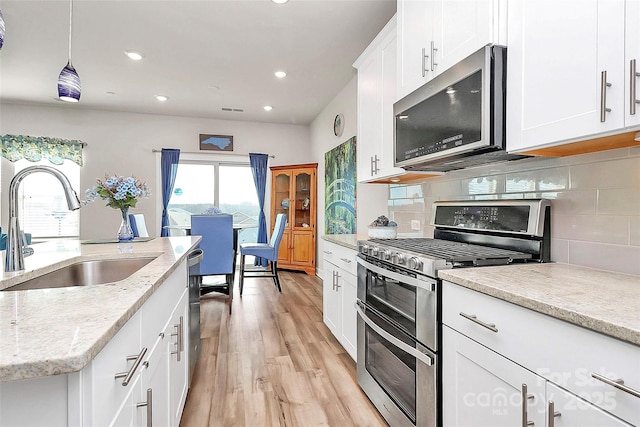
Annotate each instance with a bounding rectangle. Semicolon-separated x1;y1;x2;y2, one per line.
239;213;287;296
190;214;235;313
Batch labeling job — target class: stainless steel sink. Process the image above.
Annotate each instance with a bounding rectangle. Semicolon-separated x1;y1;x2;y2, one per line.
3;257;156;291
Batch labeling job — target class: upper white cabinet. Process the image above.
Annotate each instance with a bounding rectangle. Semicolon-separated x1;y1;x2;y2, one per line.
354;15;405;183
397;0;504;100
507;0;640;153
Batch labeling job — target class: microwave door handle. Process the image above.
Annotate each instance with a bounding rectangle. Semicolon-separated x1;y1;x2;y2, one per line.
355;302;434;367
356;256;435;292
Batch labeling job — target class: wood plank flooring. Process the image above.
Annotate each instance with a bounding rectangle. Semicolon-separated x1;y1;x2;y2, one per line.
180;270;387;427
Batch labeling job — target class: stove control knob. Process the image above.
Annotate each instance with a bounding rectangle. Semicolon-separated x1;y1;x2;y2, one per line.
360;244;369;255
393;253;406;265
379;249;391;261
408;257;423;271
371;246;380;257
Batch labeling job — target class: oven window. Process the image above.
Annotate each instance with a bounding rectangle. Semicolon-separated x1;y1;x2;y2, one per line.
365;311;417;423
366;270;416;336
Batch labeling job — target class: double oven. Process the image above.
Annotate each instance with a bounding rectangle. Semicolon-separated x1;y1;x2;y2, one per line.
355;199;551;427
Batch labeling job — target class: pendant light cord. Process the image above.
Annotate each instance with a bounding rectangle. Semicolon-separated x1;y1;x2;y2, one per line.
67;0;73;64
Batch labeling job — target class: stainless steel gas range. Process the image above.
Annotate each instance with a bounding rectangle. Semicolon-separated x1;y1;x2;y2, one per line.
355;199;551;427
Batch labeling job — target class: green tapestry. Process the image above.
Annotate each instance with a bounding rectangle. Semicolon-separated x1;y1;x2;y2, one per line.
325;136;356;234
0;134;84;166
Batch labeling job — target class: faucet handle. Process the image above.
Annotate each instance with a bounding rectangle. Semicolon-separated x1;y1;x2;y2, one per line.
19;232;34;257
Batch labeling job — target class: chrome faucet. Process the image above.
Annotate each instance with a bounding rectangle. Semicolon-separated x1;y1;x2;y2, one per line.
5;165;81;272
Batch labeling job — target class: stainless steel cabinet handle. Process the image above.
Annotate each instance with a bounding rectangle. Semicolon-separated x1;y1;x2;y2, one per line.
171;316;184;361
592;372;640;398
334;271;341;290
430;41;438;71
422;47;429;77
355;301;434;366
114;347;148;386
600;70;612;122
631;59;640;115
323;250;332;255
372;155;380;175
459;312;498;332
339;257;352;263
137;388;153;427
548;401;561;427
187;248;204;267
521;384;535;426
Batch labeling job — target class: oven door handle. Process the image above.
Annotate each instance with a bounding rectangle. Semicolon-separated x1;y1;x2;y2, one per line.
355;301;434;367
356;256;435;292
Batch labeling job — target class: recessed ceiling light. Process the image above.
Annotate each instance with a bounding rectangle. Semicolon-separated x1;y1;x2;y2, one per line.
156;95;168;102
264;105;273;111
124;50;144;61
272;0;289;3
274;71;287;78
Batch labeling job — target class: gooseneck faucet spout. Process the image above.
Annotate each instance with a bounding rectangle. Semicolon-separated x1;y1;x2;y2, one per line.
5;165;81;272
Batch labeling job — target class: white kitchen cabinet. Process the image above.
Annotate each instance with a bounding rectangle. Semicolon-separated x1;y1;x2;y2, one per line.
110;374;143;427
625;0;640;128
397;0;503;100
169;289;189;427
354;16;405;183
322;241;358;360
507;0;640;154
442;325;546;427
442;280;640;426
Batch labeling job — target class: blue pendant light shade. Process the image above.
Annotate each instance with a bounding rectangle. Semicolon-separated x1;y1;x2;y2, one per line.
58;0;81;102
0;9;5;50
58;61;81;102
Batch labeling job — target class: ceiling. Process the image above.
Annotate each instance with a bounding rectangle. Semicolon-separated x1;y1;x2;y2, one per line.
0;0;396;125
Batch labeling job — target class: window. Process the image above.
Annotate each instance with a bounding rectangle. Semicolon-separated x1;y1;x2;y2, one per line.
167;161;259;244
14;159;80;238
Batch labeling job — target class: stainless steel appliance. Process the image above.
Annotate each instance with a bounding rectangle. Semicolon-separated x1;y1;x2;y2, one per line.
187;248;204;384
394;45;529;172
356;199;551;427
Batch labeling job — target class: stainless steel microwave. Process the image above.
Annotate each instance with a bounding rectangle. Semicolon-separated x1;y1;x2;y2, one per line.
394;45;528;172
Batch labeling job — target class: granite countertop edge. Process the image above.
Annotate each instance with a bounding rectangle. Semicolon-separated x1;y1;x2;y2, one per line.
438;263;640;347
0;236;201;382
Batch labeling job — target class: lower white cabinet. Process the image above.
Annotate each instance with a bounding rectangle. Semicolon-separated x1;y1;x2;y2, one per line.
442;280;640;426
0;259;190;427
322;241;358;360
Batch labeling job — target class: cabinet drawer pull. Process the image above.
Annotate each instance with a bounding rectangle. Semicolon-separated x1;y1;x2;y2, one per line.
137;388;153;427
591;372;640;398
339;257;352;263
600;70;612;122
521;384;535;426
114;347;148;386
459;312;498;332
323;250;332;255
631;59;639;115
430;41;438;71
548;401;561;427
422;47;429;77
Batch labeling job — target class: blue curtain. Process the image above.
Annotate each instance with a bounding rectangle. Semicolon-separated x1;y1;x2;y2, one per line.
160;148;180;237
250;153;269;266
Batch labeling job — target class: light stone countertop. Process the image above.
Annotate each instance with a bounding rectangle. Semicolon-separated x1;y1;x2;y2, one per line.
438;263;640;346
0;236;200;382
322;234;369;250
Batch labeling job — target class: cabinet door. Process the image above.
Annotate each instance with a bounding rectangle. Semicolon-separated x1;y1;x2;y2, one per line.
140;336;170;427
109;374;142;427
323;262;341;335
546;382;632;427
397;0;432;99
169;291;189;427
291;230;314;267
626;0;640;128
292;169;314;229
340;271;358;360
507;0;625;152
272;170;292;231
356;46;382;182
442;326;546;427
432;0;496;76
277;229;292;264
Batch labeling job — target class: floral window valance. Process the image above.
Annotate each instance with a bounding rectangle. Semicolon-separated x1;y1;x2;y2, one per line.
0;134;85;166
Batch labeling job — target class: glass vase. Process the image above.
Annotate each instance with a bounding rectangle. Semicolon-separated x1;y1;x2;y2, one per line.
117;207;134;242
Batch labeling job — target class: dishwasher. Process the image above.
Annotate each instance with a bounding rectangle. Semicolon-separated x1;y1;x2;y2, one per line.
187;248;204;384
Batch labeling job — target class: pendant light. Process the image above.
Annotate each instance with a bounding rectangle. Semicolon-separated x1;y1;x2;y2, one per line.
58;0;81;102
0;9;5;50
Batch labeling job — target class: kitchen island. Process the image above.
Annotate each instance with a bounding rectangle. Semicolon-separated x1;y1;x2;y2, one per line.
0;236;200;426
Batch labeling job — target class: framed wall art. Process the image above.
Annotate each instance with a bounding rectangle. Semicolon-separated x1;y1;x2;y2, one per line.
199;134;233;152
325;136;357;234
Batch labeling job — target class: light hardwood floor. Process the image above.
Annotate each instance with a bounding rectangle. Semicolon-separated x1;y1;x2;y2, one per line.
180;270;387;427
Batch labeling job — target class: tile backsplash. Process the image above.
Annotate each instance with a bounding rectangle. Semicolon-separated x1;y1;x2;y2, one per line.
388;146;640;276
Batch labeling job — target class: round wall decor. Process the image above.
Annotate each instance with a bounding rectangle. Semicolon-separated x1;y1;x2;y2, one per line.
333;113;344;137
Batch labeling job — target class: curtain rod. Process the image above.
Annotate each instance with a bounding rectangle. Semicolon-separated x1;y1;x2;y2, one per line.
152;149;274;158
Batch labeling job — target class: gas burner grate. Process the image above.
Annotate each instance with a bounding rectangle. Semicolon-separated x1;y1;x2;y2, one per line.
368;238;532;263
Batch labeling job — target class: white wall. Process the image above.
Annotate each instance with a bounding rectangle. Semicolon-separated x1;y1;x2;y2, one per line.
0;103;311;239
309;76;388;275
